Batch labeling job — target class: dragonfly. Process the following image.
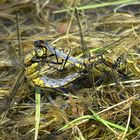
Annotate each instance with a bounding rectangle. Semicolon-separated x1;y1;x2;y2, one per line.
33;40;87;70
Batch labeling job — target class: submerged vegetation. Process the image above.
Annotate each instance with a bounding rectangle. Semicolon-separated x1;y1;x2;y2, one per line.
0;0;140;139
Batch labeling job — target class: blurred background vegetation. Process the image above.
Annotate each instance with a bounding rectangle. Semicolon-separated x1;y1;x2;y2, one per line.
0;0;140;140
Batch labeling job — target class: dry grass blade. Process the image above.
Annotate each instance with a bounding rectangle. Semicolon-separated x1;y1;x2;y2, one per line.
0;70;25;119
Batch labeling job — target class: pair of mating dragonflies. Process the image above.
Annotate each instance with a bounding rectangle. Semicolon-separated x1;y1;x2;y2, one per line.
1;35;126;116
29;39;125;89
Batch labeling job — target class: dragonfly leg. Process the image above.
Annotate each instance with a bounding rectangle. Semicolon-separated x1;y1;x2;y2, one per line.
60;47;71;70
53;47;60;63
46;47;72;71
52;46;71;70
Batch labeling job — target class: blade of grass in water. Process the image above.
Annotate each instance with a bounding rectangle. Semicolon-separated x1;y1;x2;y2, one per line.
34;87;41;140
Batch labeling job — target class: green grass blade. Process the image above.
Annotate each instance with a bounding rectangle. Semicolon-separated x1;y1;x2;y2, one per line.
53;0;137;14
90;109;129;132
58;115;93;132
58;108;129;134
34;87;41;140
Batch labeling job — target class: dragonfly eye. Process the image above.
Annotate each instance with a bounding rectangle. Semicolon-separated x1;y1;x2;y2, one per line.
34;40;44;47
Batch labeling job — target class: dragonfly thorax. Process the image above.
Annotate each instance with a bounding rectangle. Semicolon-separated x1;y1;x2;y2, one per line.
35;47;47;58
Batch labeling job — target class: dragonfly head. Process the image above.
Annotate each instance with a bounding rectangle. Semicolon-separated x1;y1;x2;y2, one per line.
34;40;47;57
34;40;44;47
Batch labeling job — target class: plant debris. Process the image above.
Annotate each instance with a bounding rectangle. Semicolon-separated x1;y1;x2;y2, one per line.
0;0;140;140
